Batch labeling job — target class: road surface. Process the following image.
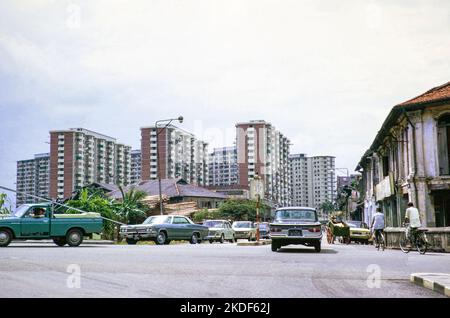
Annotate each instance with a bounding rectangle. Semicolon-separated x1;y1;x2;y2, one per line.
0;240;448;298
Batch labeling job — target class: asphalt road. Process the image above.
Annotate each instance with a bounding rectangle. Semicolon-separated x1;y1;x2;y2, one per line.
0;239;448;298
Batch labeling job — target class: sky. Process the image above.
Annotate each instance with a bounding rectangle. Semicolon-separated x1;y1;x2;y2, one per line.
1;0;450;208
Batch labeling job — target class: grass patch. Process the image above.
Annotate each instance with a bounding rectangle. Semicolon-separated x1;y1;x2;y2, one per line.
115;240;191;245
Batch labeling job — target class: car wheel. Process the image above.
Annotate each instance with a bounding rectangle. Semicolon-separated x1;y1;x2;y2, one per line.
190;233;199;244
219;234;225;244
230;235;236;243
126;238;138;245
66;229;84;247
164;240;171;245
0;229;12;247
53;237;67;247
271;242;279;252
314;241;321;253
209;240;214;244
155;231;167;245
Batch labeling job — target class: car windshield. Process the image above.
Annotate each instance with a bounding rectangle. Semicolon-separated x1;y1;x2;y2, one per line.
275;209;317;222
143;216;171;225
204;221;224;228
233;222;252;228
12;205;30;218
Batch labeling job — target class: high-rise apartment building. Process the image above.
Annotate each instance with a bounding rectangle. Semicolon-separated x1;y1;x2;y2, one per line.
131;149;142;185
236;120;291;207
16;153;50;206
49;128;131;200
208;147;238;187
140;125;208;186
290;154;335;209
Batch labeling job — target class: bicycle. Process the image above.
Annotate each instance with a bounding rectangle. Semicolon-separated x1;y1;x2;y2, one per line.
372;229;385;251
399;223;428;255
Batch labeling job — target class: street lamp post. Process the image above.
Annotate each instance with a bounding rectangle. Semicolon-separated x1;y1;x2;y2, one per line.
155;116;184;215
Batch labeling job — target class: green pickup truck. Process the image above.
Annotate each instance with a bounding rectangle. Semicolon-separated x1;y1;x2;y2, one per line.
0;203;103;247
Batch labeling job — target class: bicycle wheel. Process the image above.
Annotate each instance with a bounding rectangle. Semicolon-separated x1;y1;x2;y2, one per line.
416;233;428;255
380;233;386;251
399;232;411;253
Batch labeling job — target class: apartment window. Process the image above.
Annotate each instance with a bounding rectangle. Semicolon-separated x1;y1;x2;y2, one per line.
438;114;450;175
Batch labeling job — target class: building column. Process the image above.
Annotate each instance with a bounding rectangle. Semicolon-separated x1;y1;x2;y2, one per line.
409;110;436;227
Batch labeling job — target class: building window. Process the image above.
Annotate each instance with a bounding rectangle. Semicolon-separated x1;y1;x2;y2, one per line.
382;155;389;178
437;114;450;175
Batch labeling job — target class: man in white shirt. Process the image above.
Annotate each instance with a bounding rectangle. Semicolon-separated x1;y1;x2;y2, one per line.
405;202;422;241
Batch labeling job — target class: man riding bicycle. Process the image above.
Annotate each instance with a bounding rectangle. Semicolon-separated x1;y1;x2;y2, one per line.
404;202;422;242
371;207;385;248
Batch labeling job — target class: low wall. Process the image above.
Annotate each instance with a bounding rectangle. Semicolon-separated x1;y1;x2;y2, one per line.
384;227;450;253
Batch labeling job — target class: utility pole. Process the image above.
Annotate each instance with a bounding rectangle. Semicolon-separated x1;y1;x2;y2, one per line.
251;174;264;242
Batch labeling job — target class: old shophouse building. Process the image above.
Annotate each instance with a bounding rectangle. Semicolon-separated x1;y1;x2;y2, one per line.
357;82;450;251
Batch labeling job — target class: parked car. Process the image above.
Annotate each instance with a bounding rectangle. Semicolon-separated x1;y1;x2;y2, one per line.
120;215;209;245
203;220;236;243
270;207;322;252
232;221;257;241
346;220;371;244
0;203;103;247
256;222;271;239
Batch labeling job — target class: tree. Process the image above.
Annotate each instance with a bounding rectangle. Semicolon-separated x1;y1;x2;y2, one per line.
320;200;335;217
193;209;223;223
65;188;117;240
112;187;147;225
218;199;270;222
0;193;12;214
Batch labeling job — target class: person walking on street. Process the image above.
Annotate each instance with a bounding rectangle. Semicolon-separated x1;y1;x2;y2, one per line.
371;207;385;248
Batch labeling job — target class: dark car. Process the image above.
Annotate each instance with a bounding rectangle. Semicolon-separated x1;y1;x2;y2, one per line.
270;207;322;252
119;215;209;245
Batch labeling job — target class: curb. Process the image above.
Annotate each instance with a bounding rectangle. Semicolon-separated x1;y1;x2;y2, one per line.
15;240;115;245
237;240;272;247
410;273;450;297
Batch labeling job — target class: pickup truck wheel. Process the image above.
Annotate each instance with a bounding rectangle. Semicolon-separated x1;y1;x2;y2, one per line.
66;229;83;247
155;231;167;245
53;237;67;247
190;233;199;244
126;238;138;245
0;229;12;247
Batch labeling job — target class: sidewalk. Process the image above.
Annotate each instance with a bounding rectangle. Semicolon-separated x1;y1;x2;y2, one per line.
411;273;450;297
236;239;271;246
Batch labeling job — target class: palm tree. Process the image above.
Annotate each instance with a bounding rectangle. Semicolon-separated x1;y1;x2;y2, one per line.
112;187;147;225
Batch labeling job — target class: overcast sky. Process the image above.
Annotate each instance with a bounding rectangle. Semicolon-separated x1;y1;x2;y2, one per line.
1;0;449;207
